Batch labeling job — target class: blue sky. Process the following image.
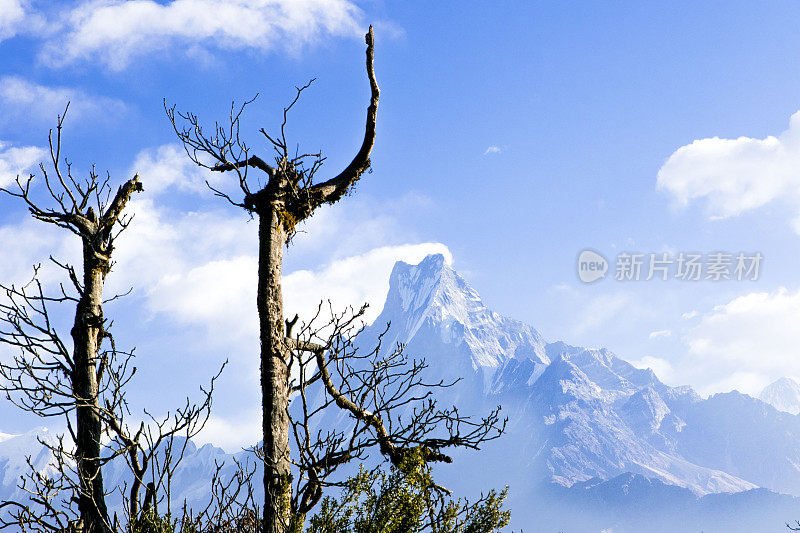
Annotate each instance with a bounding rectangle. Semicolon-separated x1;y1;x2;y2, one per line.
4;0;800;449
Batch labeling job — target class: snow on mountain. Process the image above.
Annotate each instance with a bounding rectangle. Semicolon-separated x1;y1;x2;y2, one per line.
0;427;58;498
759;377;800;414
373;254;549;390
521;344;755;495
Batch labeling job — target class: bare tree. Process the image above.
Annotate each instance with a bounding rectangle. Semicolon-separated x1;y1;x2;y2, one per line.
0;105;142;533
0;107;223;533
167;27;506;533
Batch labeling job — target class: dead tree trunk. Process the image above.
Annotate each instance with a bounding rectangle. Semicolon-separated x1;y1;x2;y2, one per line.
258;205;291;532
249;40;378;529
68;181;142;533
72;241;111;533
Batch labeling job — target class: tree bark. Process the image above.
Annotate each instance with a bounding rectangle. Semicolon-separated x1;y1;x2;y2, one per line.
258;203;291;533
71;242;110;533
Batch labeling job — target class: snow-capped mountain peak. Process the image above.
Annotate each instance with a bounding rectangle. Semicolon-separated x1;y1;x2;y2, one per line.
372;254;549;385
759;377;800;415
384;254;486;333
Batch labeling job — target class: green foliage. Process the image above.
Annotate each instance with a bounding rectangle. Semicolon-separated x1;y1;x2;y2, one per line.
129;511;176;533
127;511;215;533
306;451;510;533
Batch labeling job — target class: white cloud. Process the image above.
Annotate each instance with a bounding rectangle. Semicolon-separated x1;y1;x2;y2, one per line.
131;144;217;195
0;76;127;124
283;243;452;327
550;282;575;294
0;217;80;287
149;253;259;334
648;329;672;339
41;0;365;70
196;411;261;452
117;195;449;338
109;197;257;335
684;287;800;393
630;355;675;383
0;0;25;41
657;111;800;231
0;141;45;186
0;0;43;42
483;145;502;155
572;292;634;335
696;372;770;399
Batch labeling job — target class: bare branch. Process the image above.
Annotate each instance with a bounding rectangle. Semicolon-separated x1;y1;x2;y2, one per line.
212;155;275;176
306;26;380;208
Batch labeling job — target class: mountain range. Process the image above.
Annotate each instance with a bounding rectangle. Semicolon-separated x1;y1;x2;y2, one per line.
4;253;800;532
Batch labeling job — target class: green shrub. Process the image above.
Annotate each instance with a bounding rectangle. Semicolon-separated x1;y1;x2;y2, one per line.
307;450;510;533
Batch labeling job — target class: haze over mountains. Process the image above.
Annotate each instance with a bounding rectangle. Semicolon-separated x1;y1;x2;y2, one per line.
342;254;800;531
3;254;800;531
